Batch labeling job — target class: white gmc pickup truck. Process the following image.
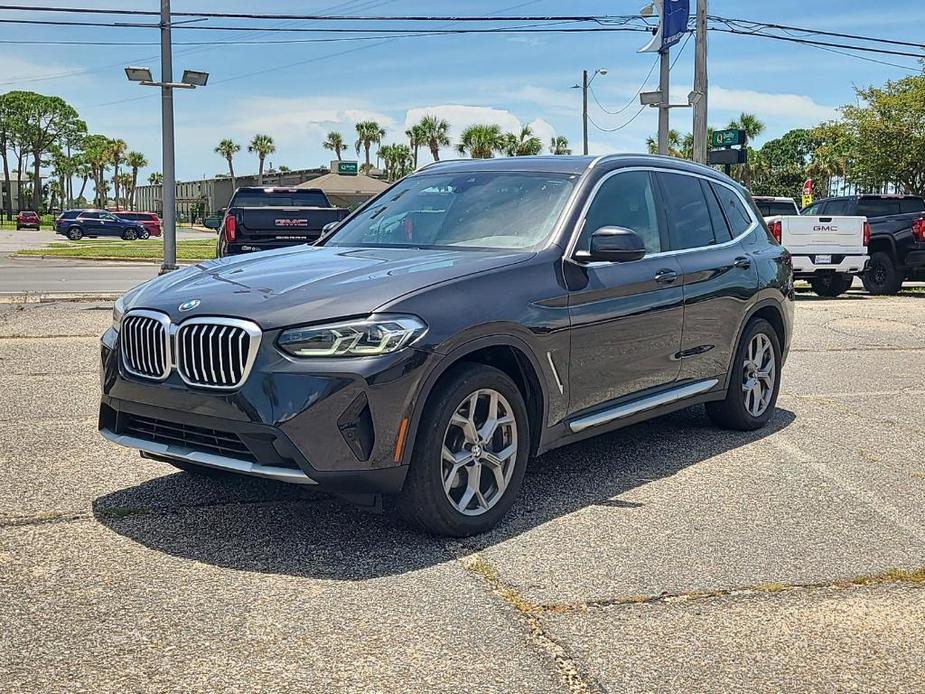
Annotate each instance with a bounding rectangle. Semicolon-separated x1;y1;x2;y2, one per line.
765;214;870;297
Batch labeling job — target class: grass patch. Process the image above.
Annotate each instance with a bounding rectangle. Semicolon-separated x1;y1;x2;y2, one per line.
14;238;216;262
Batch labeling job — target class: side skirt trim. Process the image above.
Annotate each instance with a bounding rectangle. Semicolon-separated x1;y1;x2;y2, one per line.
568;379;719;433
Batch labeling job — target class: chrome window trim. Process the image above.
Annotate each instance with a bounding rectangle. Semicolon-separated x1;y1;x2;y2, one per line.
564;165;759;265
120;309;172;381
174;316;262;391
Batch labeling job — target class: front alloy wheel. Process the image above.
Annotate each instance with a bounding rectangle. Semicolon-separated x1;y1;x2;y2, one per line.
442;389;517;516
397;363;529;536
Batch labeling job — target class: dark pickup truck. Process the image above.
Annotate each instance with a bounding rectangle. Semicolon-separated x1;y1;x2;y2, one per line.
802;194;925;294
211;187;349;257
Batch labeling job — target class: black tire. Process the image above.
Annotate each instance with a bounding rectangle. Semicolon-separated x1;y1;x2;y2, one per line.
67;227;82;241
809;273;853;298
15;224;21;230
396;363;530;537
706;318;782;432
138;228;150;240
122;228;138;241
862;251;904;295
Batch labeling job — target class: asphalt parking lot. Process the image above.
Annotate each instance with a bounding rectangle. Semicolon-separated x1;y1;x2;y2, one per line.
1;291;924;693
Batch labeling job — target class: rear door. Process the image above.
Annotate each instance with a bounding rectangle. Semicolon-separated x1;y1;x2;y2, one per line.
78;212;102;234
655;172;759;383
566;168;684;416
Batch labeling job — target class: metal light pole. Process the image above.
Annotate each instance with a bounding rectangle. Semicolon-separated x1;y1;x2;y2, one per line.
159;0;176;275
124;1;208;274
692;0;709;163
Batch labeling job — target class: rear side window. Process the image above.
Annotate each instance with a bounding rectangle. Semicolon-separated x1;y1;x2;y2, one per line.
703;182;732;243
711;183;754;236
857;198;901;217
580;171;662;254
823;200;852;215
900;198;925;214
80;212;101;219
656;172;716;250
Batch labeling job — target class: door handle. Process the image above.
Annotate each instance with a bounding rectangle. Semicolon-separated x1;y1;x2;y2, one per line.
654;268;678;284
734;256;752;269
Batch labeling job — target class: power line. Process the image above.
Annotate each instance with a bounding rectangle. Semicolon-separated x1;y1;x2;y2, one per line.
710;25;925;60
589;55;659;116
710;15;925;50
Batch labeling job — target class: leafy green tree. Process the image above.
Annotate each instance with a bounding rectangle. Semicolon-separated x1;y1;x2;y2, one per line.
378;143;413;181
248;134;275;185
503;126;543;156
354;121;385;171
215;138;240;188
148;171;163;185
550;136;571;155
322;131;347;162
840;74;925;194
456;124;505;159
417;115;451;162
646;129;685;158
405;124;426;168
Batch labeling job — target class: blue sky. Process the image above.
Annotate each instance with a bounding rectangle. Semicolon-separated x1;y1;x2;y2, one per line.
7;0;925;184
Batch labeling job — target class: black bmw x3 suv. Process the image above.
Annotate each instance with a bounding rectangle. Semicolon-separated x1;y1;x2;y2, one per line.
99;155;794;536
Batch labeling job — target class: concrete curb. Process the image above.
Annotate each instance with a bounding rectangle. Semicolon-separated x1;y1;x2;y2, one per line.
8;254;205;265
0;292;122;304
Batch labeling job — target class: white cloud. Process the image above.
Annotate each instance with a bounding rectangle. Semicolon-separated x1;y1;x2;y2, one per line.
527;118;557;152
703;86;838;123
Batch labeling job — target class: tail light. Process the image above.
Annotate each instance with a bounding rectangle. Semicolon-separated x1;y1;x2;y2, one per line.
863;221;871;246
768;219;782;243
223;213;237;242
913;217;925;243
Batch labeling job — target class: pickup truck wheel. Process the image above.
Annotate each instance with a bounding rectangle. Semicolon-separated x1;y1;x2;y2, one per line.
122;229;138;241
810;274;853;298
862;251;904;295
706;318;782;432
67;227;82;241
396;363;529;537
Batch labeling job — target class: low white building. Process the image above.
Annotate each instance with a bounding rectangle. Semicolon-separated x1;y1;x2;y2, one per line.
1;173;43;213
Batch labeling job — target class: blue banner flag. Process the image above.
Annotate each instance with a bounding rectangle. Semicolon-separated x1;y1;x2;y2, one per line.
661;0;690;50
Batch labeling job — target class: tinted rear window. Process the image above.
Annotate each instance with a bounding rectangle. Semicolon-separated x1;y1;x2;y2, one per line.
232;192;329;207
755;201;798;217
823;200;852;215
657;172;716;250
856;198;901;217
711;183;754;236
900;198;925;214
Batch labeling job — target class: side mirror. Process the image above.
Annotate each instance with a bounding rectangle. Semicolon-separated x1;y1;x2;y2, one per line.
320;221;340;238
586;226;646;262
203;216;220;230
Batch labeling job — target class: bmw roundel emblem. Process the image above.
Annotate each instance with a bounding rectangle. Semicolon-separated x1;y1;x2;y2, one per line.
178;299;201;312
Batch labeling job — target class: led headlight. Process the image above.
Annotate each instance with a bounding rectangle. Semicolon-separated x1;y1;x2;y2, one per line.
278;315;427;357
112;294;126;331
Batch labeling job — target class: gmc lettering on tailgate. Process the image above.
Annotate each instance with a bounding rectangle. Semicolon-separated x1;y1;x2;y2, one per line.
275;219;309;227
813;225;838;232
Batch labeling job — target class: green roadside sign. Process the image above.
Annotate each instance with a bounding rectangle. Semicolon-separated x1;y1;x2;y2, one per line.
711;129;747;148
337;161;359;176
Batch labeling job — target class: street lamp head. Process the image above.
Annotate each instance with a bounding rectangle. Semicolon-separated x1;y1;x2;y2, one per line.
181;69;209;87
598;69;608;76
640;2;656;18
124;66;153;83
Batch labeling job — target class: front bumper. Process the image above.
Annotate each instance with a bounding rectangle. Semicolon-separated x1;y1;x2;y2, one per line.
99;326;437;494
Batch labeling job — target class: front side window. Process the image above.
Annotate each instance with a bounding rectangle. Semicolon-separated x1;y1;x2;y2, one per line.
326;172;577;251
656;172;716;250
578;170;661;254
711;183;754;236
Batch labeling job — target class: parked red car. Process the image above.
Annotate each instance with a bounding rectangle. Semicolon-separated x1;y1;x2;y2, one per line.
116;211;162;238
16;210;40;230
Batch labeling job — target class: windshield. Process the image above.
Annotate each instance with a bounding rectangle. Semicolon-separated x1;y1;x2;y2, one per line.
325;171;578;251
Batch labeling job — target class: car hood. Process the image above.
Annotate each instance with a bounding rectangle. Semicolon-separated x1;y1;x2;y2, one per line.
126;244;534;329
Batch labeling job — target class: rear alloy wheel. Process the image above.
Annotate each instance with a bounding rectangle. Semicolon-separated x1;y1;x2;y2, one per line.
122;228;138;241
862;251;904;295
139;228;150;240
67;227;82;241
809;273;853;298
397;363;529;536
706;318;782;431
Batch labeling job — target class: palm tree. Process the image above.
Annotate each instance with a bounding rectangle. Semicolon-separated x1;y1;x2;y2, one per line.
354;121;386;171
646;129;684;157
418;115;451;162
378;143;413;182
108;138;127;209
503;126;543;157
75;159;92;206
114;172;133;209
322;131;348;161
148;172;163;185
215;138;241;189
248;134;275;185
550;136;571;155
456;124;505;159
405;124;426;169
125;151;147;210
